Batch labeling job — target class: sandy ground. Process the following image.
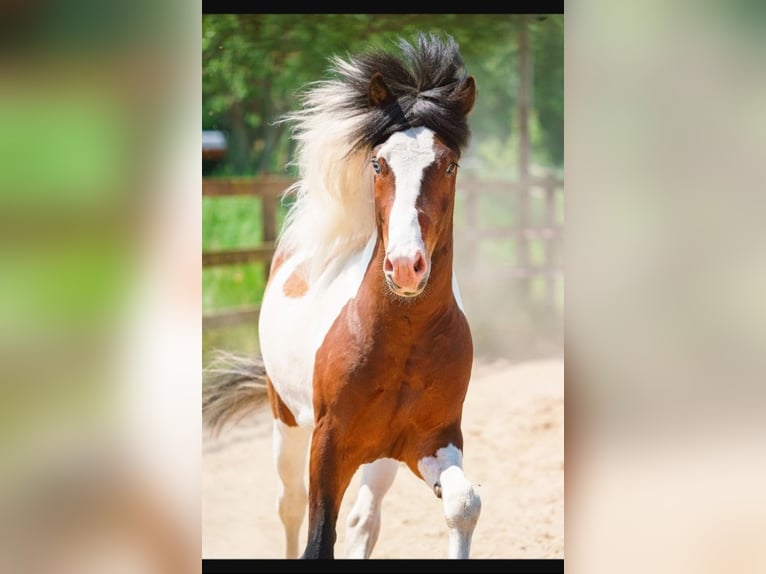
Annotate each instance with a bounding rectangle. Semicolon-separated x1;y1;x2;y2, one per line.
202;358;564;559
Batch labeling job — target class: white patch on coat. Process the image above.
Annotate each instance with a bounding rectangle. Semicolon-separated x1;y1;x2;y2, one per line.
345;458;400;558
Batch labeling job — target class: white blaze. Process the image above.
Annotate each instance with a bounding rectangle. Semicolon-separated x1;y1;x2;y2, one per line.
376;127;436;261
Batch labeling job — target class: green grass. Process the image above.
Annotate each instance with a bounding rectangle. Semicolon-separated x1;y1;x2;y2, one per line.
202;263;267;313
203;196;264;249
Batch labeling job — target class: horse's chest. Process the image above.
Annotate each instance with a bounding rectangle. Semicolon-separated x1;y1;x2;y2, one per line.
319;308;471;403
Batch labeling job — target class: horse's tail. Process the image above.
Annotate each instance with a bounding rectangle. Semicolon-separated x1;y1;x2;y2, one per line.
202;350;269;435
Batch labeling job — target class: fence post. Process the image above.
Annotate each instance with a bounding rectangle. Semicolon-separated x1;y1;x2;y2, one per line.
261;185;278;284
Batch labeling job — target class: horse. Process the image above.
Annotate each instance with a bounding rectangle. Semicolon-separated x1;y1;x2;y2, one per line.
203;33;480;560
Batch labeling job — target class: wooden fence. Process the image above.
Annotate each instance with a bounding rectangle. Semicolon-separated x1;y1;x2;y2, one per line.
202;176;289;330
459;175;563;313
203;175;563;330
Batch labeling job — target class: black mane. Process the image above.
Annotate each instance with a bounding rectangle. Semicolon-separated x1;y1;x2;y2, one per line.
335;33;473;154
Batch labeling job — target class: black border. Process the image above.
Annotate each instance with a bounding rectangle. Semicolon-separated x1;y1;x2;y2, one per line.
202;1;564;14
202;558;564;573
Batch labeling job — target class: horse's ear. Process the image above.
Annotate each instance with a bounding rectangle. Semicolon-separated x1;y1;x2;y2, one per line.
369;72;395;107
458;76;477;115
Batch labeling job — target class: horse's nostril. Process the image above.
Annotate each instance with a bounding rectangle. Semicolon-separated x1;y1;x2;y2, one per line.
413;252;425;274
384;257;394;273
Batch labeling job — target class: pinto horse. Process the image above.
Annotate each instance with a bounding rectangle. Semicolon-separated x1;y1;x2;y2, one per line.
205;33;480;560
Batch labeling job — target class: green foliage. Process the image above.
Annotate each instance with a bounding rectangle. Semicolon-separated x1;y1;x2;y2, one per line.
202;263;266;313
202;14;564;176
532;16;565;166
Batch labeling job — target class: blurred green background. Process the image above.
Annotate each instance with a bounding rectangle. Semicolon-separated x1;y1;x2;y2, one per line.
202;14;564;361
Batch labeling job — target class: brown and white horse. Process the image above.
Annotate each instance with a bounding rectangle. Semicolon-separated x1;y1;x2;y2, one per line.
207;34;480;559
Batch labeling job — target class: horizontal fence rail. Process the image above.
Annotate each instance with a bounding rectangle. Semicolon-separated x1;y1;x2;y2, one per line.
202;245;276;267
202;176;293;198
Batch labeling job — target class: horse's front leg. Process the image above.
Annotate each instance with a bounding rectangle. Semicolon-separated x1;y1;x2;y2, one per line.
345;457;399;558
301;417;359;559
417;441;481;559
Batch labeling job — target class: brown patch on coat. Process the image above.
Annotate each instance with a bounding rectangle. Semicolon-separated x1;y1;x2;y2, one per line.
265;375;298;427
283;261;309;298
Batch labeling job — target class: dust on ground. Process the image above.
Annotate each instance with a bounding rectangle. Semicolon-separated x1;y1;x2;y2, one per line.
202;358;564;559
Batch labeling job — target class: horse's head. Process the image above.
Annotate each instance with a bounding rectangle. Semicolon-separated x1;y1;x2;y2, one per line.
368;73;476;298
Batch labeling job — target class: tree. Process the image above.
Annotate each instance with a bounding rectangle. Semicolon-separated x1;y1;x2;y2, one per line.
202;14;563;176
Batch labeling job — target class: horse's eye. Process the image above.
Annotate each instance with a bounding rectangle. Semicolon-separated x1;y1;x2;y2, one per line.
446;162;459;175
371;159;382;174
